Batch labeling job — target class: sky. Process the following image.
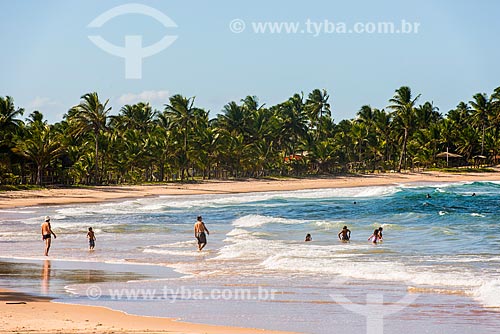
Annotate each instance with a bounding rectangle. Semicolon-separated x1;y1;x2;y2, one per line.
1;0;500;124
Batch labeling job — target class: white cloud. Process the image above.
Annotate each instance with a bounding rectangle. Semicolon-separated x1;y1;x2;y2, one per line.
24;97;65;123
28;96;61;110
117;90;169;105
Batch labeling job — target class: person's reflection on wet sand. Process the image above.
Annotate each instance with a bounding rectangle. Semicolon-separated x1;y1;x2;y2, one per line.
41;259;51;294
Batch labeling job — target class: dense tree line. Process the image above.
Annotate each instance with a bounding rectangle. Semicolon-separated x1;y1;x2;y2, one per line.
1;86;499;186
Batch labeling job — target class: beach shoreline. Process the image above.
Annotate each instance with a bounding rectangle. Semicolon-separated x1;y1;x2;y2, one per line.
3;172;500;333
0;288;292;334
2;171;500;209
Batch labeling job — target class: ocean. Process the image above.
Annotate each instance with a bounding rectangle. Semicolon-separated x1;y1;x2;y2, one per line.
1;181;500;333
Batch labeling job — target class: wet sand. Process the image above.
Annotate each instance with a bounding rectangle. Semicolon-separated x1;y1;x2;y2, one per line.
0;288;292;333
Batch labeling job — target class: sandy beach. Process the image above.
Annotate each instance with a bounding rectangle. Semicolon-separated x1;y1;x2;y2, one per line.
0;288;291;334
2;171;500;209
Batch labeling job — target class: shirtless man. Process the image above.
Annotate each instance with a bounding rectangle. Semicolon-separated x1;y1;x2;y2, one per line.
194;216;210;251
87;227;96;250
41;216;56;256
338;226;351;241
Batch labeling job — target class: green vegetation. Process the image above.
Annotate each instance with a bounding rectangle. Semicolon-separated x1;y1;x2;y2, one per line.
1;86;499;186
0;184;43;191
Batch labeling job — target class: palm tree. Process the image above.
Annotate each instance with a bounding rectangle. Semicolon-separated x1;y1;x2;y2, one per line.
388;86;420;172
13;113;64;185
447;102;471;128
0;96;24;150
492;87;500;118
372;108;392;166
355;105;381;169
470;93;491;156
351;121;368;164
67;92;111;184
217;101;247;137
455;125;479;161
488;88;500;163
415;102;441;128
111;102;155;133
241;95;264;114
241;95;265;143
305;89;331;140
0;97;25;184
164;94;200;180
274;94;308;158
0;96;24;128
356;105;375;125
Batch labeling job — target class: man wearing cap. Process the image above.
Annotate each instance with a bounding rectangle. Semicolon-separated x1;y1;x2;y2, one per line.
41;216;57;256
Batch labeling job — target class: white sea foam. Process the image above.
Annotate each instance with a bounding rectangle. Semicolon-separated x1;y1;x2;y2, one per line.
0;209;37;214
416;254;500;264
289;186;400;199
142;240;203;257
143;248;200;257
226;228;252;236
0;232;36;241
53;186;402;217
151;240;195;248
313;220;345;230
474;280;500;308
214;226;497;296
261;254;412;280
471;213;485;217
214;238;285;260
260;249;486;290
398;181;469;189
232;214;304;228
154;186;401;209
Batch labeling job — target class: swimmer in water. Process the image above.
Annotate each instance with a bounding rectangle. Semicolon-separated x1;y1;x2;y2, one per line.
368;229;379;244
338;226;351;241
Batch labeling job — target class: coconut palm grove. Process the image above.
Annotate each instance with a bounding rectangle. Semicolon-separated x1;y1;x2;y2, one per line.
1;85;499;186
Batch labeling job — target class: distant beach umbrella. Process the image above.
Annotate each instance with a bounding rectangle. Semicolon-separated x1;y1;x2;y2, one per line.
436;152;462;158
436;151;462;167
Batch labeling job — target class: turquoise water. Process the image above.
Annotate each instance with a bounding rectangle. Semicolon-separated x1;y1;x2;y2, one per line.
1;181;500;333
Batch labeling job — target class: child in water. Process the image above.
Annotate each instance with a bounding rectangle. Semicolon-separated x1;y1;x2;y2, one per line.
378;227;383;241
87;227;96;250
368;229;379;244
305;233;312;242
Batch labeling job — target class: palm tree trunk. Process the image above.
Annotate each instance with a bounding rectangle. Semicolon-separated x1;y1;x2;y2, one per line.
481;124;485;156
37;164;43;186
398;128;408;172
94;130;99;184
183;127;188;181
159;162;164;182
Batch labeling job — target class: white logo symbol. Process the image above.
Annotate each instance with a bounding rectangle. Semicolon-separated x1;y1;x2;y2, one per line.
329;277;419;334
87;3;178;79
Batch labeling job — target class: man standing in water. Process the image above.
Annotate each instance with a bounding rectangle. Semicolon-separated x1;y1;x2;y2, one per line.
87;227;96;250
338;226;351;241
194;215;210;251
41;216;57;256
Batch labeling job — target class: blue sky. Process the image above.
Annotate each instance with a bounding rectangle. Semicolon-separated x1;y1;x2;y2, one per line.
1;0;499;123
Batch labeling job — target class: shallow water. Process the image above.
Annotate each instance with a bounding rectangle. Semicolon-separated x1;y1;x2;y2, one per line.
1;181;500;333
